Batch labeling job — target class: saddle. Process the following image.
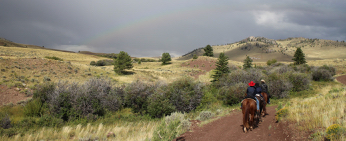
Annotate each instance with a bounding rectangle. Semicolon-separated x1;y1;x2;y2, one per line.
255;94;263;101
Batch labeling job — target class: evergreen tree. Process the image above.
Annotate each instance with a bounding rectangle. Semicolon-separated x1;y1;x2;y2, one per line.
243;56;253;69
161;52;171;65
212;52;229;82
203;45;214;57
114;51;133;74
193;54;198;59
292;47;306;65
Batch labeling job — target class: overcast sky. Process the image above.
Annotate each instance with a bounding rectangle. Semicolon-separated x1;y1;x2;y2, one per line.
1;0;345;57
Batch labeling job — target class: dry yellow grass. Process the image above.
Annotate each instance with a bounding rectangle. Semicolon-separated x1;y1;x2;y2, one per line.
0;121;159;141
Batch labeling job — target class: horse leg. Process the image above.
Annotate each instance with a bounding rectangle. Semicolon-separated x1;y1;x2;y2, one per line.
250;113;254;130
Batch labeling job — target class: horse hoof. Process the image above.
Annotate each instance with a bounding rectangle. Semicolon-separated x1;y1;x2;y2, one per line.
243;127;247;133
250;126;253;131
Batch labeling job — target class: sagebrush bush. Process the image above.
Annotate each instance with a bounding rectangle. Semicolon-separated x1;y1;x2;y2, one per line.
312;65;336;81
147;86;176;118
196;111;214;121
44;56;63;61
152;112;190;141
269;65;294;75
33;78;123;121
0;114;11;129
293;64;311;73
166;77;204;113
215;68;264;88
218;83;247;105
266;73;293;98
287;72;311;92
124;80;158;113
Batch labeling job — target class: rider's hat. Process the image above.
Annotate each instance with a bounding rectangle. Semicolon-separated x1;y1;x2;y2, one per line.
261;79;265;83
248;81;255;86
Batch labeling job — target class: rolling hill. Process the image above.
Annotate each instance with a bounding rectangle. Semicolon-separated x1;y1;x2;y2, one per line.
178;36;346;62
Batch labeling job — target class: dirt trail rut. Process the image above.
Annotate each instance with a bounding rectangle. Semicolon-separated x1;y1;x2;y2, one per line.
175;106;292;141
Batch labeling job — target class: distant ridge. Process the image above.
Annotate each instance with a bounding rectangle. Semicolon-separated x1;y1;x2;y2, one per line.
178;36;346;62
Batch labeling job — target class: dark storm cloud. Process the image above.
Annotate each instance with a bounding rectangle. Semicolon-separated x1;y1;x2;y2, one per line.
0;0;345;57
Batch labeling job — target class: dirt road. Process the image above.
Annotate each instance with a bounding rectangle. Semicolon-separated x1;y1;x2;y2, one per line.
175;106;292;141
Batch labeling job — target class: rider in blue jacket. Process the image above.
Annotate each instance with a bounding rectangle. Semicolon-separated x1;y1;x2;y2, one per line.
241;81;260;115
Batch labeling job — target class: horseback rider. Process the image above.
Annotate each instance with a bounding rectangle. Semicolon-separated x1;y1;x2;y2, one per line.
241;81;260;115
254;83;263;98
260;79;270;104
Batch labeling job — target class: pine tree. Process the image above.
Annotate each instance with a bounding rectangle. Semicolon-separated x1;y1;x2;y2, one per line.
203;45;214;57
212;52;229;82
243;56;253;69
114;51;133;74
161;52;171;65
292;47;306;65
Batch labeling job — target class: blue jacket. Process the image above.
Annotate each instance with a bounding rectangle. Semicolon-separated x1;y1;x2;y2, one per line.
245;86;256;99
255;86;262;94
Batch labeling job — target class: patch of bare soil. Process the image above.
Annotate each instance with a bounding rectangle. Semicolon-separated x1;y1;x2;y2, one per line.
181;58;217;78
174;106;307;141
336;75;346;85
0;85;30;106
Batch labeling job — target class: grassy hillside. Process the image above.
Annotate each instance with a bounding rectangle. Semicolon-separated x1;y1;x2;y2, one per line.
1;38;346;140
178;37;346;62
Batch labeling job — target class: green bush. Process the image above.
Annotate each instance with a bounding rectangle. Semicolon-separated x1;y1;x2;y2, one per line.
266;59;277;66
152;112;190;141
166;77;204;113
287;72;311;92
90;61;96;66
37;115;64;128
124;80;157;113
266;73;293;98
45;56;63;61
23;98;44;117
218;83;247;105
147;90;175;118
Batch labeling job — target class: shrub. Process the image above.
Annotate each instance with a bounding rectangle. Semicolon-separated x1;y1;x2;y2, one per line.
35;78;121;121
166;77;204;113
217;83;248;105
95;60;114;66
45;56;63;61
312;65;336;81
275;107;288;122
269;65;294;74
147;91;175;118
0;114;11;129
124;80;157;113
152;112;190;141
90;61;96;66
325;124;345;140
287;72;311;92
196;111;214;121
37;115;64;128
266;59;277;66
215;68;264;88
266;73;293;98
23;98;44;117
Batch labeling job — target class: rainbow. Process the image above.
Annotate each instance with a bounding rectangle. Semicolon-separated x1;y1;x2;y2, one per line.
82;4;233;46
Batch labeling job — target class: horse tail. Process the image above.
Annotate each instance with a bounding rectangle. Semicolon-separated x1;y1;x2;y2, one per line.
244;101;250;129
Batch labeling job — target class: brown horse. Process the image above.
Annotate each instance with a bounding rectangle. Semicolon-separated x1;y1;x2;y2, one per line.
261;92;269;116
242;98;258;133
